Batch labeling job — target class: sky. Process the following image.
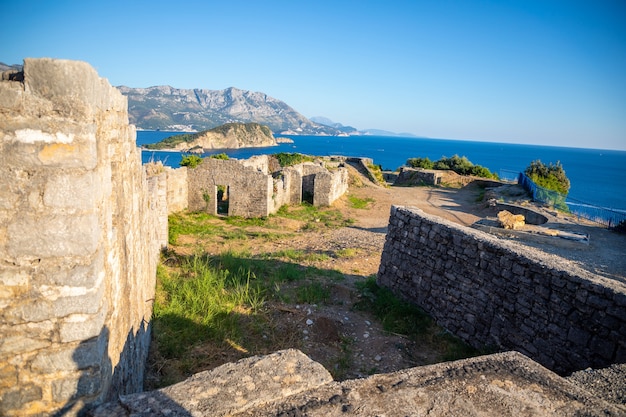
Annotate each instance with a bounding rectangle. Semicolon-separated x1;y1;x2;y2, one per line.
2;0;625;150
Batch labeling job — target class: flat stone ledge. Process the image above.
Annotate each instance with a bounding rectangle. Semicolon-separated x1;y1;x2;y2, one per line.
90;349;624;417
89;349;333;416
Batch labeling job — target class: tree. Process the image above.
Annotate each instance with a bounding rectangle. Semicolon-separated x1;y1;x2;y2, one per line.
524;160;570;195
180;154;203;168
406;157;434;169
406;154;497;179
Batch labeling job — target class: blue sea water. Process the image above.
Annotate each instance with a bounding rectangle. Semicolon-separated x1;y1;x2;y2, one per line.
137;131;626;211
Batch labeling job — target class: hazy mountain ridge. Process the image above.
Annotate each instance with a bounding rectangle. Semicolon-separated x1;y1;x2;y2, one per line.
118;85;342;135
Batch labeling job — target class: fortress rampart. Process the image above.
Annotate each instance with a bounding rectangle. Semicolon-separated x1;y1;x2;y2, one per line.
0;58;164;416
378;205;626;374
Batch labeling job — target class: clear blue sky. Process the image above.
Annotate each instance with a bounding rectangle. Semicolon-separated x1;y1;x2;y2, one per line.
2;0;625;150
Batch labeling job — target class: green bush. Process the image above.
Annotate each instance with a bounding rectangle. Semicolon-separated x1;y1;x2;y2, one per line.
180;154;203;168
525;160;570;195
406;154;497;179
210;153;230;160
273;152;314;167
406;157;434;169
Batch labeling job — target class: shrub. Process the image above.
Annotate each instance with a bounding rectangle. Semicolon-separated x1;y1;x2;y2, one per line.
524;160;570;195
273;152;314;167
180;154;203;168
210;153;229;160
406;157;434;169
407;155;497;179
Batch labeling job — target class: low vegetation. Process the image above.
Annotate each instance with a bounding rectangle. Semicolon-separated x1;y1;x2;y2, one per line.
180;154;203;168
149;192;481;388
406;155;498;179
273;152;314;167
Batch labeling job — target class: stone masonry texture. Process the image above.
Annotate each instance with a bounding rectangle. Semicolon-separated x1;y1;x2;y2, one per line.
377;206;626;375
0;58;163;416
91;349;624;416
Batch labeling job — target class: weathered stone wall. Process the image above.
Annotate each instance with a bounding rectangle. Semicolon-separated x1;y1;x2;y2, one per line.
0;58;161;415
301;163;348;207
165;166;188;214
394;167;443;186
188;157;273;217
377;205;626;375
187;157;347;217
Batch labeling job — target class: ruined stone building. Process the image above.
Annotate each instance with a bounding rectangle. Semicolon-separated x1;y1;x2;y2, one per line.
187;155;349;217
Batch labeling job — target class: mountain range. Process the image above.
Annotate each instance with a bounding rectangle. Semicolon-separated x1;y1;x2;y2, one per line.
118;85;345;135
119;85;414;137
2;61;410;136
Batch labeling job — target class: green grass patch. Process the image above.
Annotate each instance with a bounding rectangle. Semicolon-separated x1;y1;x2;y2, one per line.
168;212;224;245
335;248;358;258
296;281;331;304
273;249;331;263
274;203;353;229
348;195;375;209
152;258;265;361
354;276;481;361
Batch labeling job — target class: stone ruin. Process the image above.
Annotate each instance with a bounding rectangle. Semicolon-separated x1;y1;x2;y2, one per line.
2;58;624;416
187;154;349;218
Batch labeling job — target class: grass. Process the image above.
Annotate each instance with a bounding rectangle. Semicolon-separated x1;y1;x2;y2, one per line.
274;203;353;229
152;198;481;388
152;258;265;360
296;281;331;304
348;195;375;209
354;275;481;362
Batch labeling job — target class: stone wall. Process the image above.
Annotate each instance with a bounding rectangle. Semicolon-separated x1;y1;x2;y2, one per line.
188;157;273;217
187;156;348;218
0;58;162;415
377;205;626;375
165;166;188;214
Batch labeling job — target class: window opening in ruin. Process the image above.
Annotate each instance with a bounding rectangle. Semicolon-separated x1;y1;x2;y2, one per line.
217;185;229;215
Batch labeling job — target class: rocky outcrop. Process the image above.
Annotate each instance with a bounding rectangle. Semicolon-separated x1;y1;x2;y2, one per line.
118;85;342;135
145;122;277;151
90;349;624;416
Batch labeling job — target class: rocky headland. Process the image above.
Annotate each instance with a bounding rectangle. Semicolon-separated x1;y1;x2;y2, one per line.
144;122;277;151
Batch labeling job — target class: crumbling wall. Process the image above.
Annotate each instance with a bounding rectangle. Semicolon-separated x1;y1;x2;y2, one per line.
187;157;273;217
187;157;347;217
0;58;161;416
378;205;626;375
165;166;188;214
300;162;348;207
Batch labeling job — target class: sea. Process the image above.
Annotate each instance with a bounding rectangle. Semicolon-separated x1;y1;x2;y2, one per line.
137;131;626;212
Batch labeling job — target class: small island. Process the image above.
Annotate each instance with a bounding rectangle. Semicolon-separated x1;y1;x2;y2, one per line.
144;122;278;152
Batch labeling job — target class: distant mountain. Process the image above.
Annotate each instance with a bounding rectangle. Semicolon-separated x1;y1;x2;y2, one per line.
310;116;358;134
0;62;23;72
358;129;417;137
310;116;416;137
118;85;342;135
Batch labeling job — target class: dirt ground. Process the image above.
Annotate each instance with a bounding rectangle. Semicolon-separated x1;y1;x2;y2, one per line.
151;170;626;387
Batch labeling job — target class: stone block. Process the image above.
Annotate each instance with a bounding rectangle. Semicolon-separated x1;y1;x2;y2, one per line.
44;171;103;210
0;385;42;414
7;213;100;258
60;308;107;343
52;371;102;402
31;335;105;373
